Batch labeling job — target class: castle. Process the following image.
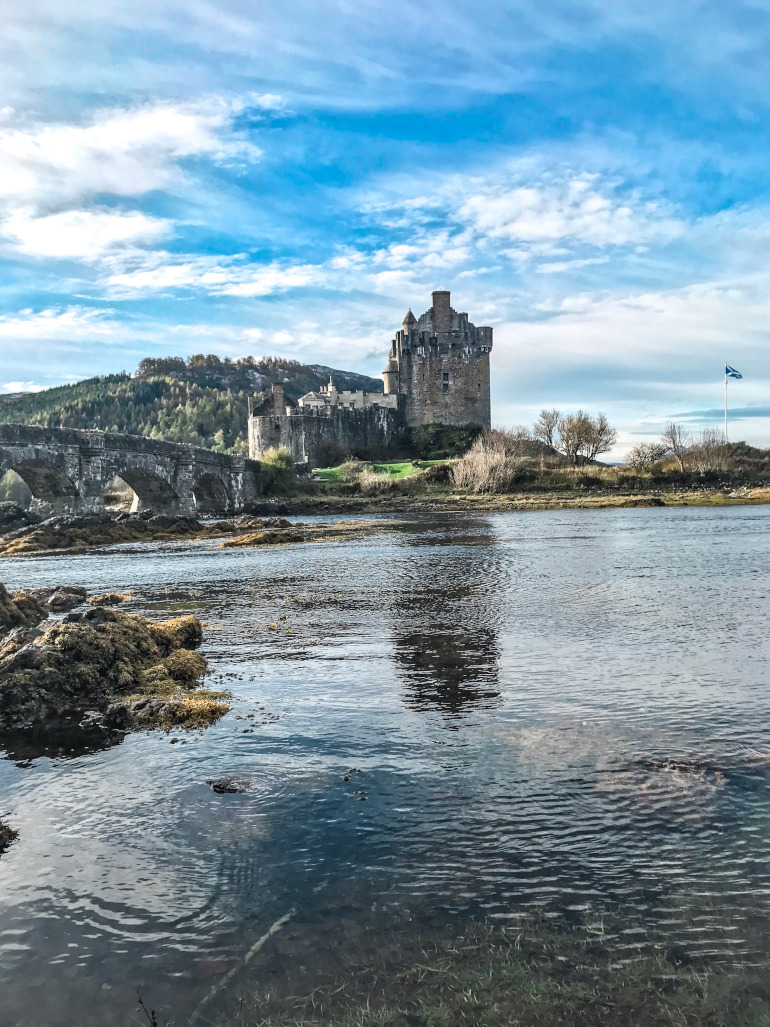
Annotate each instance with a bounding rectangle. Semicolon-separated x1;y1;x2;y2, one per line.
248;290;493;467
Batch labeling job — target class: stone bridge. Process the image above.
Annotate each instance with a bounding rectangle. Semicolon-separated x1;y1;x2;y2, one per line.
0;425;263;516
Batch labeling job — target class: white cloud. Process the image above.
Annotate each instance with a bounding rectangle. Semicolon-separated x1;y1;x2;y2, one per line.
3;208;170;259
0;98;263;213
1;380;47;393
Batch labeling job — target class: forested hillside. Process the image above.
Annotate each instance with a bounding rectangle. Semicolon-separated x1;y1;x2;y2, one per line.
0;356;382;454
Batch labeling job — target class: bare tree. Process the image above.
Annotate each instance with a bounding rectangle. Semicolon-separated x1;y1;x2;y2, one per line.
690;428;728;472
532;409;561;449
626;441;668;471
556;411;617;466
661;422;690;472
582;413;618;464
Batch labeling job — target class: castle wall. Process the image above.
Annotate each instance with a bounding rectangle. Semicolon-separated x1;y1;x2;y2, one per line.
249;403;404;467
398;332;491;428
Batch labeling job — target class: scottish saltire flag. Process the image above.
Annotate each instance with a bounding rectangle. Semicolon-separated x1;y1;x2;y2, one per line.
726;364;743;379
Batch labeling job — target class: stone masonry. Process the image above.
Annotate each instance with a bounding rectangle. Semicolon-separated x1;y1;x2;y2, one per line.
0;424;262;516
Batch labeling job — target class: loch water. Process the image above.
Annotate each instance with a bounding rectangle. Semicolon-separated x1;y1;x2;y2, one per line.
0;506;769;1025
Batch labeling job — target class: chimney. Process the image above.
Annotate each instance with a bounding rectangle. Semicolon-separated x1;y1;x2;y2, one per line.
432;290;451;333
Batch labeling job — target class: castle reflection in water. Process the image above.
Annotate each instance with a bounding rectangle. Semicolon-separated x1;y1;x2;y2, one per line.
385;521;504;716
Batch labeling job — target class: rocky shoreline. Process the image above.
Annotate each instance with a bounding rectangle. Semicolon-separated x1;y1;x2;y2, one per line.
0;508;298;557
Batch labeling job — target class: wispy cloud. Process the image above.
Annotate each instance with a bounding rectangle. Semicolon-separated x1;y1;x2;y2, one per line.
0;306;117;339
0;98;263;212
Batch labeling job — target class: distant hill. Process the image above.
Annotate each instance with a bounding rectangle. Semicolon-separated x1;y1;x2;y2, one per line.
0;355;383;454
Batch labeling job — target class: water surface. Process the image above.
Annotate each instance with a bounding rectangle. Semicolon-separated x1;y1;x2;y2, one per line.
1;507;769;1025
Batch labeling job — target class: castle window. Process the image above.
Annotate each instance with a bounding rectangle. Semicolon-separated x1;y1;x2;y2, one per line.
442;372;449;382
442;383;449;394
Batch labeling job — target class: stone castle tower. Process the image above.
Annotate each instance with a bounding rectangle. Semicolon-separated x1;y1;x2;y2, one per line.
383;290;492;429
248;290;493;466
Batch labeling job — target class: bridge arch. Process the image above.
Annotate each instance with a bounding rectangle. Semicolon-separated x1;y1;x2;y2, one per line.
192;472;232;514
117;466;179;513
1;458;79;511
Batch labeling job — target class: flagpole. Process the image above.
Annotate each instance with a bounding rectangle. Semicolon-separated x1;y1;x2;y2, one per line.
724;364;728;442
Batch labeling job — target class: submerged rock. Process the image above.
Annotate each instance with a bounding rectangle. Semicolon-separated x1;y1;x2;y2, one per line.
0;819;18;856
206;776;251;794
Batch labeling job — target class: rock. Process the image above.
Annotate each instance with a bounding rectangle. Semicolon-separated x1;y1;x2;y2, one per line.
0;502;38;533
0;602;217;732
88;592;130;607
21;586;87;613
206;777;251;794
618;497;666;508
0;819;18;856
0;583;48;635
219;528;305;549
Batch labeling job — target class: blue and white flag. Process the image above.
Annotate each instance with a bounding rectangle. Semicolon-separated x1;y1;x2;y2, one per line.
725;364;743;379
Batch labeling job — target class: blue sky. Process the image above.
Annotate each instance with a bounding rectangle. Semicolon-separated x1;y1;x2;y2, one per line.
2;0;770;456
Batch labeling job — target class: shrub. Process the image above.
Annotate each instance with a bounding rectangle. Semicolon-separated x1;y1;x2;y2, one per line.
357;467;399;494
626;442;669;471
314;437;351;468
339;460;366;483
259;446;295;494
452;431;539;493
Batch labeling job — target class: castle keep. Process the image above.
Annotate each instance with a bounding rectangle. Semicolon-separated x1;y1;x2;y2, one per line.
248;290;492;466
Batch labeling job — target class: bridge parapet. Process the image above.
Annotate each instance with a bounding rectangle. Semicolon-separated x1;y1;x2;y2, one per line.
0;424;262;516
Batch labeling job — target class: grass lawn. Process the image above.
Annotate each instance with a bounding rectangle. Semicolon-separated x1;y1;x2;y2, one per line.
314;460;446;482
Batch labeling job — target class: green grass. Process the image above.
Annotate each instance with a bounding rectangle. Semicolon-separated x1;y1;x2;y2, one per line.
314;460;446;482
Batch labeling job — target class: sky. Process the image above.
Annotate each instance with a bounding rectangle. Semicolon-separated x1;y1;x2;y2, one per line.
2;0;770;457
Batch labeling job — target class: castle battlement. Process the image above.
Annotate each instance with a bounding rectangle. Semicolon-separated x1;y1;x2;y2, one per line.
248;290;492;467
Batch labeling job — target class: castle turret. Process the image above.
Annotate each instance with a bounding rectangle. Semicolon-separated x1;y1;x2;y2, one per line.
402;309;417;331
382;349;399;394
431;290;452;333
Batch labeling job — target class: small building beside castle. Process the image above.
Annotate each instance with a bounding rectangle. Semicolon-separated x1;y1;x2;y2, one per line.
248;290;493;467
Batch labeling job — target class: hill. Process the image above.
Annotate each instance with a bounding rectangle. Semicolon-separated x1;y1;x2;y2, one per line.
0;355;382;454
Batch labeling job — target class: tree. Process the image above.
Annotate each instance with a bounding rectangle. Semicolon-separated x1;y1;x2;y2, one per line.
689;428;728;472
661;422;689;472
625;441;668;471
556;411;617;466
533;409;561;449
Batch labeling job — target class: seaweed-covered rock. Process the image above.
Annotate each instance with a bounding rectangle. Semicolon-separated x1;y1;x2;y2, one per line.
0;604;217;731
618;497;666;508
220;528;305;549
88;592;130;607
0;583;48;634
